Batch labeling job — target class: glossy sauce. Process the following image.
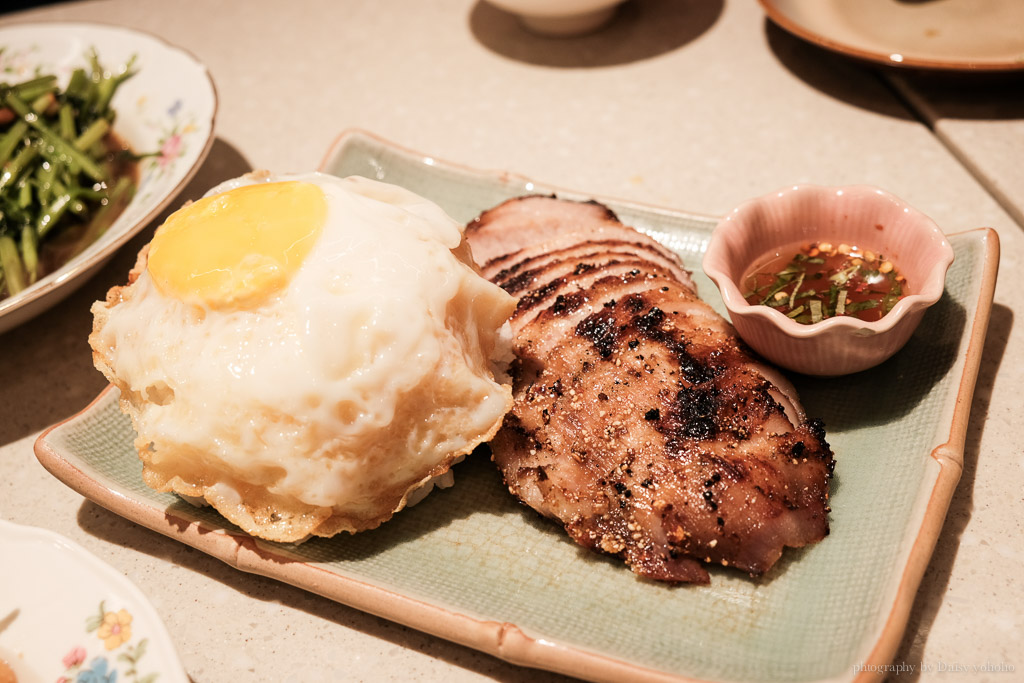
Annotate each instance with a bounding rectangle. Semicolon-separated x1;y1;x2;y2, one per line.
37;131;138;275
742;241;906;324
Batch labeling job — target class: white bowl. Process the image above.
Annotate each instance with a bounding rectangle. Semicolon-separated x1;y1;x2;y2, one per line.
483;0;626;36
703;184;955;376
0;21;217;335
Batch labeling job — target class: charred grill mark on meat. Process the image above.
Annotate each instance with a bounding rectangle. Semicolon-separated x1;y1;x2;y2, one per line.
466;195;834;584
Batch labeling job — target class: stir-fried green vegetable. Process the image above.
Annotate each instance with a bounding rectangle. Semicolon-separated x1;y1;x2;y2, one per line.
0;50;140;298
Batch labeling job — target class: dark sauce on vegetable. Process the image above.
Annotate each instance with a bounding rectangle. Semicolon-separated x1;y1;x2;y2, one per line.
37;132;138;274
1;54;142;300
742;241;907;324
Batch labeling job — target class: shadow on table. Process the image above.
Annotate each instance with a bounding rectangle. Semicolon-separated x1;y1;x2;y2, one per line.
0;0;61;15
887;71;1024;122
469;0;722;68
0;137;253;445
886;302;1012;679
762;20;915;119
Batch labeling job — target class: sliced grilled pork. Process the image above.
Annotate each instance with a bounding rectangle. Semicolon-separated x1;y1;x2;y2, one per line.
468;195;694;289
466;195;621;265
468;195;833;584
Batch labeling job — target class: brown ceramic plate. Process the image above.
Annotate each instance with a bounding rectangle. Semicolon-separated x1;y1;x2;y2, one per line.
760;0;1024;72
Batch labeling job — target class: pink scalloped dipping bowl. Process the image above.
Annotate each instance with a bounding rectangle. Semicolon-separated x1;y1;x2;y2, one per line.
703;184;955;376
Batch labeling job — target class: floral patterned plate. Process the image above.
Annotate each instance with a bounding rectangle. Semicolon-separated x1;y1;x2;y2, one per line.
0;21;216;335
0;519;187;682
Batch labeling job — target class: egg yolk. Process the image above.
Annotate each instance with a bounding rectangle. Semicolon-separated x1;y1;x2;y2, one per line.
147;181;327;310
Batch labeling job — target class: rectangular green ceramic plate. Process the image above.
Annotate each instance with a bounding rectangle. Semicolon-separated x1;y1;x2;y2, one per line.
36;130;999;683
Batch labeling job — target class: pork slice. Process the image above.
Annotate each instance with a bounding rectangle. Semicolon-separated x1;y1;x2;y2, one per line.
514;274;720;362
511;258;680;330
466;195;623;266
481;228;691;285
493;240;692;291
494;287;833;583
468;195;834;584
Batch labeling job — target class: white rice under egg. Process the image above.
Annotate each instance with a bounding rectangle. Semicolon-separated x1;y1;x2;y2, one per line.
89;172;515;542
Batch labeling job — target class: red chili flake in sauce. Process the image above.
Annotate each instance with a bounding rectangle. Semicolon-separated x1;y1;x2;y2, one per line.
742;241;907;324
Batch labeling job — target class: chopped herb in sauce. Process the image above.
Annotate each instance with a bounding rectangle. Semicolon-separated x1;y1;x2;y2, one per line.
742;241;906;324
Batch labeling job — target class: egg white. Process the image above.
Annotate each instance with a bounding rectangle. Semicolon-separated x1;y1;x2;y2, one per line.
90;172;514;540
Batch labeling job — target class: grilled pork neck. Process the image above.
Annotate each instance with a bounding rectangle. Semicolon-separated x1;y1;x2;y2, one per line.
467;196;834;584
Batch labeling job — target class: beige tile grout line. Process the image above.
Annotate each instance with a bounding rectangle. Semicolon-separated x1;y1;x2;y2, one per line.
880;73;1024;231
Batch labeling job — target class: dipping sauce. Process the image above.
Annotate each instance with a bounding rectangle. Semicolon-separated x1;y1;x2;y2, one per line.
742;241;906;324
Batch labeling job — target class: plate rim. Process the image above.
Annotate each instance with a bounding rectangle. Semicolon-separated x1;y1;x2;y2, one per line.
35;129;1001;683
33;385;692;683
0;19;218;332
317;128;723;226
758;0;1024;73
0;518;190;682
860;223;998;673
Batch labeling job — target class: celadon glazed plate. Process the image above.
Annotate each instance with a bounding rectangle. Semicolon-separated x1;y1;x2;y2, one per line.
35;130;999;683
0;519;188;683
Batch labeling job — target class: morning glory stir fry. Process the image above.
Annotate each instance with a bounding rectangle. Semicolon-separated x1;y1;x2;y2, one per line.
0;50;141;299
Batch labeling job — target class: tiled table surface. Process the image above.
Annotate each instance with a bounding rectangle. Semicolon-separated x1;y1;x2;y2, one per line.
1;1;1021;681
887;73;1024;228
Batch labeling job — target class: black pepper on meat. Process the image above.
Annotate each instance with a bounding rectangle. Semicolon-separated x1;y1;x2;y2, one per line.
465;195;835;585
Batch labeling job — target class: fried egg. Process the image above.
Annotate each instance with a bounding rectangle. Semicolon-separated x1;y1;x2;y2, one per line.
90;172;515;542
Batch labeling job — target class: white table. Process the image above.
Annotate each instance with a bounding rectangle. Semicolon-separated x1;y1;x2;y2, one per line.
2;1;1021;681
